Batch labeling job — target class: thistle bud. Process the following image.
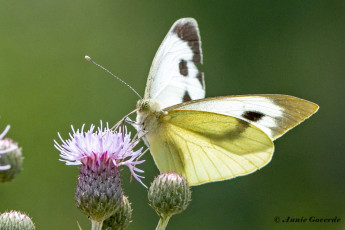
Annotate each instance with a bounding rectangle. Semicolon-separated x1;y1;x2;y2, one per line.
0;210;35;230
102;196;132;230
148;172;191;219
0;125;23;182
0;138;23;182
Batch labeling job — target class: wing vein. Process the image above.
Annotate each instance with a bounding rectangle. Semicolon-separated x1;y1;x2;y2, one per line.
185;140;209;181
200;146;228;177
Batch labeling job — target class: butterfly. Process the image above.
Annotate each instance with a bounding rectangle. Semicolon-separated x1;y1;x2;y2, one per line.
134;18;319;186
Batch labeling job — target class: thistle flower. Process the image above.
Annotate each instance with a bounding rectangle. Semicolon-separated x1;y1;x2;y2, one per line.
148;172;191;230
54;122;145;229
0;210;35;230
0;125;22;174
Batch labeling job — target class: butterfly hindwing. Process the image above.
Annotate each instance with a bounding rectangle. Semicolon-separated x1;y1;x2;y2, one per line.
147;110;274;185
144;18;205;109
166;94;319;140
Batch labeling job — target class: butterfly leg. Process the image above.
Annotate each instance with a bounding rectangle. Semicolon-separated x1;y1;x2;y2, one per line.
125;117;137;125
111;109;139;131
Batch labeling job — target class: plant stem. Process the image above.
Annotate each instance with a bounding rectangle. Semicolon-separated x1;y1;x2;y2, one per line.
91;219;103;230
155;215;171;230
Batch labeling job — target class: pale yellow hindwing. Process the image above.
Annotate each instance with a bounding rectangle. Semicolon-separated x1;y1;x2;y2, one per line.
147;110;274;186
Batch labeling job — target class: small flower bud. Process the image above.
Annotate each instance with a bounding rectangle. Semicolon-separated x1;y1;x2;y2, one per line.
148;172;191;219
0;139;23;182
0;124;23;182
0;210;35;230
75;158;123;222
102;196;132;230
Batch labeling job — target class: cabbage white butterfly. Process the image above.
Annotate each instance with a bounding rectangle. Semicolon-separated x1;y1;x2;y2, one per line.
126;18;318;186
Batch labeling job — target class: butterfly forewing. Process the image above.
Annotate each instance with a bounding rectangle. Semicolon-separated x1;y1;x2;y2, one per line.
166;94;319;140
147;110;274;185
144;18;205;109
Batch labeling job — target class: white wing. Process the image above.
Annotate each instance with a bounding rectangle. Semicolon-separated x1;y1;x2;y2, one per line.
144;18;205;109
166;94;319;140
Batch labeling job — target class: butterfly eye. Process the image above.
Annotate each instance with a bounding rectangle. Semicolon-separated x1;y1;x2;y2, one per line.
137;100;151;111
143;102;150;111
138;100;150;111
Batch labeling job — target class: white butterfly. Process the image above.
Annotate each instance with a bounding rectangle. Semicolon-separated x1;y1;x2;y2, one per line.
135;18;318;186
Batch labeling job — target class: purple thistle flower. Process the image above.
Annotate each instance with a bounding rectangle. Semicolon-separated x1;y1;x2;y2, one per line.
0;125;15;171
54;122;146;187
54;122;146;225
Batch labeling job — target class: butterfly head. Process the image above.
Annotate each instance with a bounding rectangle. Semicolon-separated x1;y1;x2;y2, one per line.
136;99;162;114
136;99;164;143
136;99;163;127
137;99;150;112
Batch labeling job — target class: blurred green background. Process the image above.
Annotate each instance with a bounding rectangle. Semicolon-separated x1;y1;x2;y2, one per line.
0;0;344;229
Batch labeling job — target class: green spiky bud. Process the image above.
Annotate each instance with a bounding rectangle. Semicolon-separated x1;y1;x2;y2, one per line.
75;157;123;223
148;172;191;219
102;196;132;230
0;211;35;230
0;138;23;183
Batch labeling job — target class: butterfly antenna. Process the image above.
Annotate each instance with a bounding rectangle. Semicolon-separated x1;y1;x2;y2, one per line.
85;55;142;99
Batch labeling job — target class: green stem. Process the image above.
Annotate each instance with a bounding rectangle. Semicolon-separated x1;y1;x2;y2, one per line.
155;215;171;230
91;219;103;230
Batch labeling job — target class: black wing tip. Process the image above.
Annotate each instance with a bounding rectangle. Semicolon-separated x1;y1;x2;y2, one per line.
172;18;202;64
172;18;200;42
